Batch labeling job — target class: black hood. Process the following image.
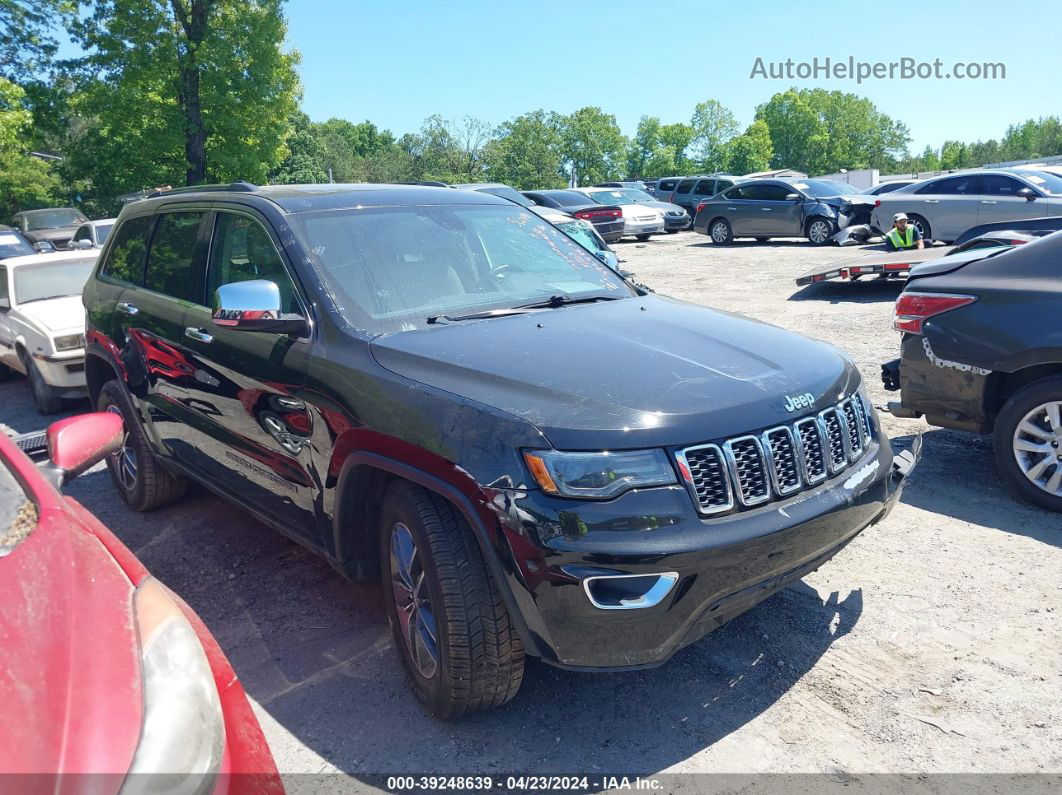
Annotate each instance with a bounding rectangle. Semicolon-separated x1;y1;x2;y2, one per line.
369;295;860;450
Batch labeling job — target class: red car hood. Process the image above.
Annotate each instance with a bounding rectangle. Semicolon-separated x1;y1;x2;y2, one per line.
0;499;142;776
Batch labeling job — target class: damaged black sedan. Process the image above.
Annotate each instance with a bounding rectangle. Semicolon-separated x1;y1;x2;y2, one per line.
883;229;1062;512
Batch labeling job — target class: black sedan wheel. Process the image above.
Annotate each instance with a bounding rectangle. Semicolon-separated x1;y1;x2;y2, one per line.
995;378;1062;512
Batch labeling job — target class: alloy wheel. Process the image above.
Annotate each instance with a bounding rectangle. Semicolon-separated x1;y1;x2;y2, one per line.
808;220;831;244
389;522;439;679
106;405;138;490
711;222;727;243
1012;400;1062;497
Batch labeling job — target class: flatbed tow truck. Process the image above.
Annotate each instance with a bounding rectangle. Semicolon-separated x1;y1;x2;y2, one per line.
795;244;954;286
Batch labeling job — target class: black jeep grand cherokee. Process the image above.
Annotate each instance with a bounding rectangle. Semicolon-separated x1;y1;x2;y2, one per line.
83;183;917;718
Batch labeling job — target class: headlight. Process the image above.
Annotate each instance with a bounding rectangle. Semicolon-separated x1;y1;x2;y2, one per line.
53;333;85;352
121;578;224;794
523;449;677;498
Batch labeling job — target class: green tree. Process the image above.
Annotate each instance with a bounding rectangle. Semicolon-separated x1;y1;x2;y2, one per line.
939;140;969;170
755;88;908;174
560;106;626;185
725;119;773;175
658;122;694;171
690;99;738;171
484;110;565;189
0;76;60;217
1;0;71;82
626;115;661;177
269;111;326;183
67;0;299;199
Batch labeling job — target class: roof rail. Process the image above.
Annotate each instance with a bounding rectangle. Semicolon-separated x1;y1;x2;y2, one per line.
146;181;259;199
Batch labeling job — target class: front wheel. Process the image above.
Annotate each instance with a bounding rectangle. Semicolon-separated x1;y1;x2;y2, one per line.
709;218;733;245
380;481;524;719
636;234;651;242
24;355;62;414
993;377;1062;512
805;217;836;245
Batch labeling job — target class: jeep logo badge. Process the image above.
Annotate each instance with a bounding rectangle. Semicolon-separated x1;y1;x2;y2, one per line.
783;392;816;413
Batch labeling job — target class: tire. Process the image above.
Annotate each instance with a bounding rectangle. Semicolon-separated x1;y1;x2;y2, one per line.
805;217;836;245
96;380;188;511
907;214;932;241
756;237;769;243
636;234;651;242
0;361;10;382
709;218;733;245
24;354;62;414
379;480;524;719
992;377;1062;512
666;229;679;234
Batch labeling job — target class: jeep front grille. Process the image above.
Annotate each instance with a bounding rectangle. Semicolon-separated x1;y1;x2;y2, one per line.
677;393;874;516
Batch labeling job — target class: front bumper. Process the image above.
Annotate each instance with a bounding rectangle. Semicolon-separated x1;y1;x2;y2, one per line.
593;220;625;242
498;437;917;670
33;351;88;394
664;214;692;230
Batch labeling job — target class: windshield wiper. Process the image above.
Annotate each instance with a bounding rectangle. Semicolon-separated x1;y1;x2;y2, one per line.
18;294;73;304
427;294;623;324
511;294;624;310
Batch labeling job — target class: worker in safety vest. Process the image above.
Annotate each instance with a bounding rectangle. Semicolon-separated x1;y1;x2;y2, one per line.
884;212;924;251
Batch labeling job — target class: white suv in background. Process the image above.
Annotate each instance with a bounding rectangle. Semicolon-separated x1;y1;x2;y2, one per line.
0;250;98;413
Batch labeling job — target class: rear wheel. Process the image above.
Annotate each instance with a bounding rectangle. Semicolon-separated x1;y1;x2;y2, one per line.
636;234;651;242
993;377;1062;512
709;218;733;245
380;481;524;719
805;217;836;245
24;354;62;414
96;380;188;511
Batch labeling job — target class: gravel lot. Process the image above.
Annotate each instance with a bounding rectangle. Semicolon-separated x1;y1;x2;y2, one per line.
2;231;1059;787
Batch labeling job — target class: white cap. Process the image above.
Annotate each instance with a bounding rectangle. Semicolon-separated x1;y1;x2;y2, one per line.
893;212;909;222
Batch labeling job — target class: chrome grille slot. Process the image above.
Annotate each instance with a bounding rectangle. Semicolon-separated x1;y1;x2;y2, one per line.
795;418;827;484
677;444;733;514
762;427;801;495
841;399;864;458
854;394;873;443
819;409;849;473
723;436;771;506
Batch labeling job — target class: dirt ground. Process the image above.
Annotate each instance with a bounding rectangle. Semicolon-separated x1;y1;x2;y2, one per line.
1;231;1059;787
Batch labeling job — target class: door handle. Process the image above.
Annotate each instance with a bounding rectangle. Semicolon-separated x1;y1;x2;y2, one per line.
727;207;737;211
184;327;213;344
980;200;997;204
761;208;772;211
117;302;139;316
923;199;940;203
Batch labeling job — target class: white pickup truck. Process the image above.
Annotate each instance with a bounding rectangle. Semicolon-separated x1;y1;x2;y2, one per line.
0;250;98;413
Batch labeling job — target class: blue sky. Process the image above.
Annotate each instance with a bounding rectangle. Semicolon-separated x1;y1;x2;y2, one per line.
286;0;1056;153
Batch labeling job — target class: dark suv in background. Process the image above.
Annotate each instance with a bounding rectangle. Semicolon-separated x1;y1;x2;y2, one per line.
82;182;916;718
659;175;738;220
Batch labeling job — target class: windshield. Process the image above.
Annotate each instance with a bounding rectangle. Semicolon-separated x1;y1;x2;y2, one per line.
13;259;95;303
95;223;114;244
620;189;655;203
790;180;861;198
22;209;88;230
292;205;632;334
557;219;604;254
0;231;34;259
472;186;533;207
584;189;636;206
1017;171;1062;196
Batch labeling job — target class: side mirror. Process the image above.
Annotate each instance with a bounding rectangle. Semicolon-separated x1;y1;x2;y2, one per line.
212;279;307;335
33;241;54;253
785;193;801;201
74;238;94;250
1017;187;1036;201
44;412;124;487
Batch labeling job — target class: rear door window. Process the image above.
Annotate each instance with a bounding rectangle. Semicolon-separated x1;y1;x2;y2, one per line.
144;212;207;303
675;180;695;195
100;215;153;285
657;179;677;192
916;176;981;195
693;179;716;196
